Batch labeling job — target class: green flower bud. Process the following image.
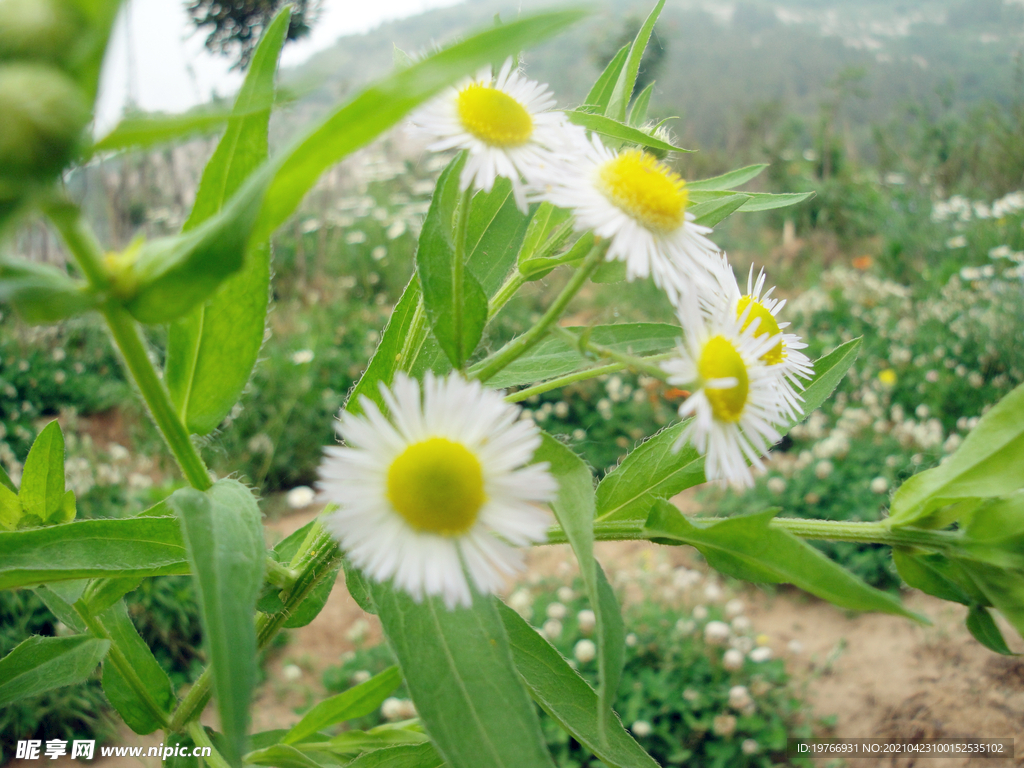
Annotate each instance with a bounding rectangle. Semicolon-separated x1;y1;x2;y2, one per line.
0;63;90;179
0;0;84;67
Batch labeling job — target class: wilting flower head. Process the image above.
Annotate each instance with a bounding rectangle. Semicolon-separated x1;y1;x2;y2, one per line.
533;132;720;307
318;372;556;609
409;58;571;211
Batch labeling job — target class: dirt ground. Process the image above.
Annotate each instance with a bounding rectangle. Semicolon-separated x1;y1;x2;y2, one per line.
16;499;1023;768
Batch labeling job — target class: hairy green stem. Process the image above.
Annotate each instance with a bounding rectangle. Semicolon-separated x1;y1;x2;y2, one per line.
488;271;527;319
186;721;233;768
264;557;298;590
471;242;606;383
546;517;963;553
504;352;673;404
550;325;673;380
167;522;340;732
103;303;213;491
49;204;212;491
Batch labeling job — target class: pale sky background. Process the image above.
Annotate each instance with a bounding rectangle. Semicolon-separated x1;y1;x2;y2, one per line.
94;0;466;134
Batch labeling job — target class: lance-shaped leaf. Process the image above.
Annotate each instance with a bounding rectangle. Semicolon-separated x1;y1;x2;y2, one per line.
686;164;768;191
343;743;443;768
18;420;65;525
498;602;659;768
688;195;748;228
283;667;401;744
957;559;1024;648
0;517;188;589
645;502;923;620
565;111;690;153
483;323;680;389
0;635;109;707
889;382;1024;528
125;158;274;325
584;44;629;116
98;600;175;734
164;9;289;436
0;258;97;324
371;584;557;768
534;435;624;743
254;10;585;243
171;480;265;767
416;154;488;369
0;481;21;531
965;605;1013;655
627;82;655;127
464;177;532;293
606;0;666;121
688;189;814;212
595;338;862;523
93;101;272;154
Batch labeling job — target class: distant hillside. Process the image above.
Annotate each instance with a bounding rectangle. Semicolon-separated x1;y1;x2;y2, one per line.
274;0;1023;156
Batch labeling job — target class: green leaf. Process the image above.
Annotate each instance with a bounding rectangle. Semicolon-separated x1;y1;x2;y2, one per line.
520;232;594;281
957;560;1024;646
0;635;109;707
892;549;974;606
255;10;586;243
465;177;533;294
244;745;328;768
965;605;1013;655
606;0;665;121
371;585;557;768
18;420;65;524
958;493;1024;570
171;480;265;767
594;338;862;523
890;383;1024;528
686;165;768;191
80;575;143;616
584;44;629;116
65;0;122;103
55;489;76;524
688;194;748;228
627;81;655;127
688;189;814;212
283;667;402;744
34;582;87;633
0;258;96;324
645;503;923;620
517;203;572;269
485;323;680;389
565;111;690;153
590;258;627;284
98;600;175;734
498;602;659;768
314;726;430;755
0;517;188;589
342;743;443;768
0;463;16;493
534;435;624;742
92;100;280;154
416;154;488;369
0;482;20;531
165;9;288;436
344;558;377;616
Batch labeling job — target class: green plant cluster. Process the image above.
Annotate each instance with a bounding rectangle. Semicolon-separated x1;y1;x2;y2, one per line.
323;577;814;768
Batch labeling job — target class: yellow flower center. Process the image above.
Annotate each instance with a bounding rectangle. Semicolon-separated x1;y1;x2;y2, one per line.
596;149;688;234
698;336;749;423
386;437;486;536
736;296;784;365
456;84;533;147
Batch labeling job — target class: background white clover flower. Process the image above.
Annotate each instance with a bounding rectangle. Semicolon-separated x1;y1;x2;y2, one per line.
533;132;719;307
318;372;557;609
409;58;571;211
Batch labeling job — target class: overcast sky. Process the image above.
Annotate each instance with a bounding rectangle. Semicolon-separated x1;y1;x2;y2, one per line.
94;0;465;134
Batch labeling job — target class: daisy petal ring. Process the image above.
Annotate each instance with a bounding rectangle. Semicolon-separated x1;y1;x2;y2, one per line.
318;371;557;609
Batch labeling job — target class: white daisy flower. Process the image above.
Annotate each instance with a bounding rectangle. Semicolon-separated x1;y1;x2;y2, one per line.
318;372;557;609
534;133;720;307
703;254;813;420
663;304;787;488
409;58;570;211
